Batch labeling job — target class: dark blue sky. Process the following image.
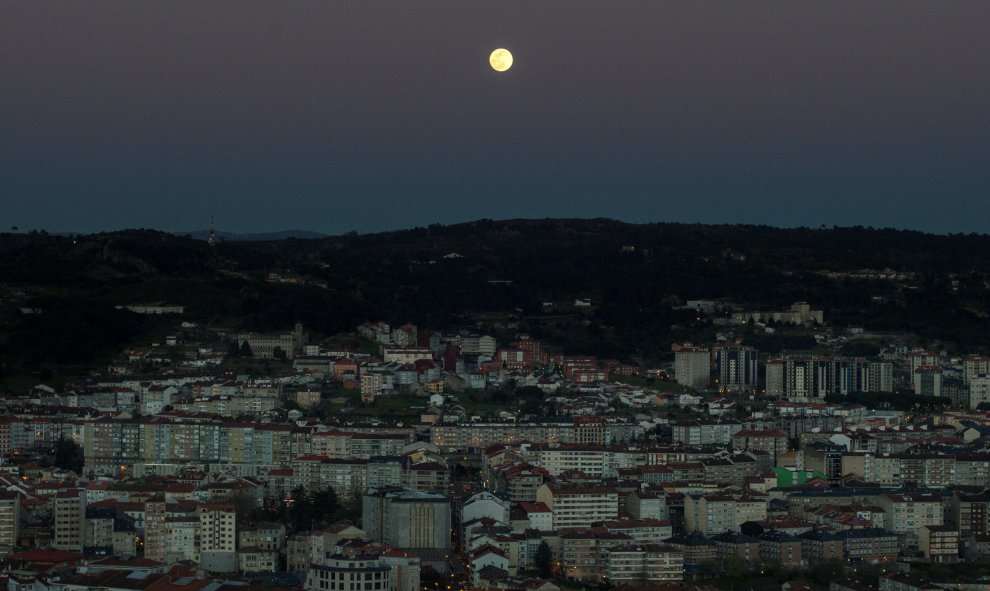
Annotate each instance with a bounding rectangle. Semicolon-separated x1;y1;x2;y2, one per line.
2;2;989;234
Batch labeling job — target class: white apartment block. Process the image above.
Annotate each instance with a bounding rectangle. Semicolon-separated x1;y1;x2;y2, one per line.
970;376;990;409
683;495;736;536
670;420;742;446
536;485;619;529
199;503;237;571
964;356;990;385
878;493;943;546
524;446;617;479
674;347;710;390
361;373;386;403
165;517;200;563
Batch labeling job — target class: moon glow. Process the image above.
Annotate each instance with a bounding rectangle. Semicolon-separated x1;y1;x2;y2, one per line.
489;48;513;72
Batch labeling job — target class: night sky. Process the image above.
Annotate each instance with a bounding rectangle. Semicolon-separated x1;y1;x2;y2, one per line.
2;2;989;234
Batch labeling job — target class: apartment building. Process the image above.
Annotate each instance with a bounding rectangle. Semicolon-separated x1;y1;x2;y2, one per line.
758;530;802;569
362;489;451;571
626;490;670;521
289;455;404;497
462;491;510;526
913;367;943;397
674;347;710;390
523;445;616;479
798;529;844;562
164;516;199;563
765;356;892;399
361;373;386;403
199;503;237;572
430;419;640;452
968;376;990;409
82;506;114;555
963;356;990;385
604;544;684;583
54;490;85;551
731;429;789;461
310;430;410;459
142;499;167;561
561;530;631;582
878;492;944;546
599;519;673;544
949;489;990;537
671;420;743;446
714;345;758;391
0;490;20;555
837;528;900;563
710;532;761;562
919;525;959;562
536;485;619;529
500;464;548;503
664;532;718;571
683;495;736;536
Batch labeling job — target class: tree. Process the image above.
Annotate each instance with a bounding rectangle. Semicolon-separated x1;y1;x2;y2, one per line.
332;489;363;524
54;438;84;474
230;491;258;526
534;541;553;578
239;341;254;357
311;487;340;525
288;486;314;531
724;555;750;578
272;346;287;360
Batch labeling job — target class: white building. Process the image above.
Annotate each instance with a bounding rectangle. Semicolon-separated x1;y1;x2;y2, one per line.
164;517;199;563
199;503;237;572
683;494;737;536
306;554;395;591
970;375;990;409
462;491;510;525
536;484;618;529
674;347;710;390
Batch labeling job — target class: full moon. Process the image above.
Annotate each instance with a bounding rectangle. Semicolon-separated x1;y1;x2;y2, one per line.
489;48;513;72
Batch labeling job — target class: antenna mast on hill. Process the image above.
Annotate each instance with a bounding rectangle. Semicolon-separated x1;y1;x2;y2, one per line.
209;215;216;247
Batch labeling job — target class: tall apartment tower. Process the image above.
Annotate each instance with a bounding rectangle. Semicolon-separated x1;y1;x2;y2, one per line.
674;347;711;390
199;503;237;572
909;351;939;374
0;490;20;554
714;345;758;391
765;359;785;397
914;366;943;397
53;489;85;551
144;498;167;562
964;356;990;385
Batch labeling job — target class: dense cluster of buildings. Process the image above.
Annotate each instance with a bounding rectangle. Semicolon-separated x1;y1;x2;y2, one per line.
3;316;990;591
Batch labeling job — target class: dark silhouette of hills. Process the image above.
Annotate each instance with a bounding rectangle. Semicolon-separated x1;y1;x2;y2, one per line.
2;219;990;387
176;229;329;241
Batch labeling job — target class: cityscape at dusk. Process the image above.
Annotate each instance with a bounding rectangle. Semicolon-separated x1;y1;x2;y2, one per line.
2;4;990;591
